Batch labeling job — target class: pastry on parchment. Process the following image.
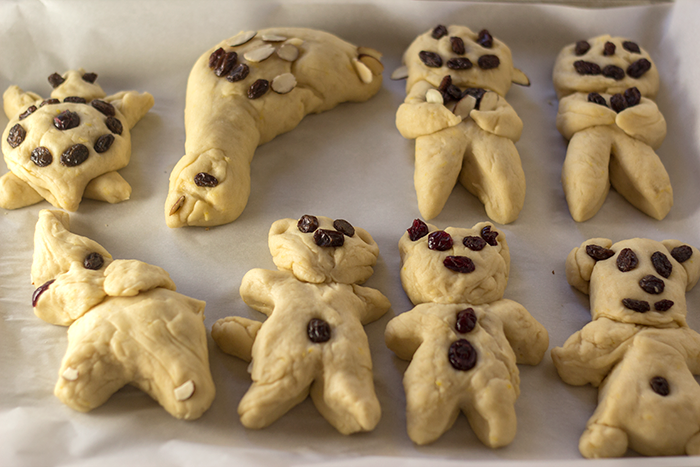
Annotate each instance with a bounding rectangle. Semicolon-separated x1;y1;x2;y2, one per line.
395;25;530;224
165;29;383;228
1;69;153;211
31;210;215;419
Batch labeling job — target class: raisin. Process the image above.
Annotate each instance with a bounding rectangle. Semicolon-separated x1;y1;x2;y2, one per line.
314;229;344;247
602;65;625;81
587;93;608;108
478;55;500;70
91;99;116;117
448;339;477;371
215;51;238;77
574;60;602;75
428;231;453;251
603;41;616;56
476;29;493;48
40;98;60;107
419;51;442;68
19;105;37;120
671;245;693;263
31;147;53;167
82;72;98;83
7;124;26;148
106;117;123;135
627;58;651;78
298;215;319;233
651;251;672;278
193;172;219;187
623;41;641;54
64;96;86;104
94;134;115;153
455;308;477;333
446;57;472;70
481;225;498;246
227;63;250;82
208;47;225;68
48;72;64;88
650;376;670;396
654;300;674;312
639;275;665;294
463;236;487;251
248;79;269;99
61;144;89;167
450;36;465;55
54;110;80;130
83;252;104;270
444;256;475;273
32;279;55;307
407;219;429;241
575;40;591;56
307;318;331;343
333;219;355;237
610;93;628;113
438;75;461;102
586;244;615;260
431;25;448;40
624;87;641;107
617;248;638;272
622;298;650;313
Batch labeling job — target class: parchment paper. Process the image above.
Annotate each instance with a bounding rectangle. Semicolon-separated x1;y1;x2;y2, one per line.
2;1;700;465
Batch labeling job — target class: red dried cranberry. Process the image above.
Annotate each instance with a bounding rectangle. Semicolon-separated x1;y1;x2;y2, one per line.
32;279;55;307
478;55;500;70
654;300;674;312
64;96;86;104
617;248;638;272
91;99;116;117
586;244;615;260
307;318;331;343
574;60;602;75
588;93;608;107
671;245;693;263
639;275;665;294
193;172;219;187
248;79;269;99
623;41;641;54
31;147;53;167
431;25;448;40
106;117;123;135
19;105;37;120
428;231;453;251
419;51;443;68
622;298;650;313
627;59;651;78
444;256;475;273
476;30;493;48
83;252;104;270
54;110;80;130
463;236;486;251
480;225;498;246
450;37;465;55
61;144;89;167
602;65;625;81
455;308;477;333
7;123;26;148
48;73;64;88
446;57;472;70
448;339;477;371
82;72;98;83
407;219;429;241
314;229;344;247
298;215;319;233
575;40;591;56
333;219;355;237
227;63;250;82
651;251;672;278
603;41;616;56
650;376;670;396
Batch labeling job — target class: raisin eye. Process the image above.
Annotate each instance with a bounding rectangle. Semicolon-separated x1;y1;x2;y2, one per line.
448;339;477;371
651;252;672;278
586;244;614;261
617;248;638;272
480;226;498;246
575;40;591;56
407;219;429;241
671;245;693;263
314;229;344;247
463;236;486;251
428;231;453;251
297;215;319;233
307;318;331;343
333;219;355;237
455;308;477;333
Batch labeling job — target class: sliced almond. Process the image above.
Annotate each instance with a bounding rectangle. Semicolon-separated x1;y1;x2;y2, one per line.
358;54;384;76
512;68;530;86
285;38;304;47
425;88;444;105
169;195;185;216
271;73;297;94
276;44;299;62
62;367;79;381
478;91;499;112
261;34;287;42
357;46;382;61
244;44;276;62
453;94;477;118
391;65;408;80
230;31;257;47
174;380;195;401
353;59;373;84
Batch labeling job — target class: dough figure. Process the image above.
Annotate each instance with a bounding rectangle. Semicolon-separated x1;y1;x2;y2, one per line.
212;215;390;434
165;29;383;227
1;69;153;211
31;210;214;419
385;219;548;446
553;35;672;221
395;25;530;224
552;237;700;457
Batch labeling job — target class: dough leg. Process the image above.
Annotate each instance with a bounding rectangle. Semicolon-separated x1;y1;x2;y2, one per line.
579;423;629;459
463;378;517;448
0;171;44;209
83;171;132;204
238;375;313;429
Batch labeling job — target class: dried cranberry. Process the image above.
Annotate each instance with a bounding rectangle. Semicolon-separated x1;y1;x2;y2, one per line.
193;172;219;187
61;144;89;167
431;25;448;40
419;51;442;68
450;36;465;55
639;275;665;294
623;41;641;54
40;98;60;107
428;231;453;251
31;147;53;167
444;256;475;273
32;279;55;307
333;219;355;237
91;99;116;117
617;248;638;272
208;47;225;68
624;87;641;107
671;245;693;263
575;40;591;56
603;41;616;56
64;96;86;104
446;57;472;70
448;339;477;371
602;65;625;81
586;244;615;260
314;229;344;247
227;63;250;82
480;225;498;246
574;60;602;75
650;376;670;396
455;308;477;333
622;298;650;313
94;134;115;153
463;236;487;251
651;251;672;278
478;55;500;70
83;252;104;270
654;300;674;312
215;51;238;77
407;219;429;241
307;318;331;343
610;93;627;113
7;124;26;148
298;215;319;233
248;79;269;99
19;105;37;120
82;72;98;83
48;73;64;88
627;58;651;78
587;93;608;108
476;30;493;48
106;117;123;135
53;110;80;130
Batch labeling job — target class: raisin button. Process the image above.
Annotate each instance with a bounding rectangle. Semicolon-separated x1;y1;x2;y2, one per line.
7;124;26;148
307;318;331;343
83;252;105;270
455;308;477;333
193;172;219;187
61;144;89;167
297;215;319;233
448;339;477;371
650;376;670;396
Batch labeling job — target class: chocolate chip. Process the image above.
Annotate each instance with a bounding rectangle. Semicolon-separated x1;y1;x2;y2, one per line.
7;123;26;148
208;47;225;68
455;308;477;333
480;225;498;246
476;29;493;48
83;252;104;270
574;60;602;75
602;65;625;81
463;236;487;251
450;36;465;55
444;256;475;273
586;244;615;260
587;93;608;108
671;245;693;263
247;79;269;99
627;58;651;78
193;172;219;187
333;219;355;237
639;275;665;294
53;110;80;130
446;57;472;70
610;93;627;113
428;231;453;251
64;96;86;104
407;219;429;241
654;299;674;312
432;25;448;40
448;339;477;371
215;51;238;77
622;298;650;313
32;279;55;307
617;248;638;272
603;41;616;56
651;251;672;278
106;117;123;135
82;72;98;83
19;105;37;120
48;73;64;88
31;147;53;167
61;144;89;167
650;376;670;396
623;41;641;54
40;98;60;107
91;99;116;117
314;229;344;247
478;55;500;70
227;63;250;82
307;318;331;343
94;134;115;153
419;51;442;68
624;87;642;107
575;40;591;56
298;215;319;233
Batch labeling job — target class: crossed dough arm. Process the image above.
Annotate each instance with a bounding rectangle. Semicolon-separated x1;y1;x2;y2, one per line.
396;80;463;139
486;299;549;365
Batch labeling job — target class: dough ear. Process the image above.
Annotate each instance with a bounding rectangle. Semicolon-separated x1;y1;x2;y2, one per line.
662;240;700;291
565;238;613;295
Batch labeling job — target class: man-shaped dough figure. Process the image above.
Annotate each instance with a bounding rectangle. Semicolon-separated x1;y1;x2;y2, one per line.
212;215;390;434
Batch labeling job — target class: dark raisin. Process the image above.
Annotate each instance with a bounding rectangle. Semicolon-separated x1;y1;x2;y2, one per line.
438;75;461;103
193;172;219;187
671;245;693;263
586;244;615;260
106;117;123;135
639;275;665;294
307;318;331;343
617;248;638;272
227;63;250;82
82;72;98;83
446;57;472;70
248;79;269;99
481;225;498;246
624;87;641;107
450;36;465;55
654;300;674;312
31;147;53;167
7;124;26;148
19;105;37;120
208;47;225;68
407;219;429;241
83;252;104;270
622;298;650;313
428;231;453;251
298;215;319;233
603;41;616;56
94;134;115;153
419;51;442;68
448;339;477;371
587;93;608;107
463;236;487;251
602;65;625;81
314;229;344;247
650;376;670;396
476;29;493;48
91;99;116;117
53;110;80;130
48;72;64;88
32;279;55;307
40;98;60;107
651;251;672;278
444;256;476;273
478;55;500;70
627;58;651;79
610;93;628;113
622;41;641;54
61;144;89;167
215;51;238;77
574;60;602;75
64;96;86;104
575;40;591;56
431;25;448;40
333;219;355;237
455;308;477;333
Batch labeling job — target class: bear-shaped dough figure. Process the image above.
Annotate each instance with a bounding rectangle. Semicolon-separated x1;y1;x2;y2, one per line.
31;210;214;420
165;28;383;228
395;25;530;224
1;69;153;211
552;237;700;458
553;35;672;221
385;219;548;447
212;215;390;434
